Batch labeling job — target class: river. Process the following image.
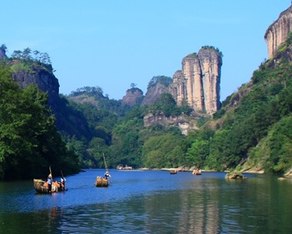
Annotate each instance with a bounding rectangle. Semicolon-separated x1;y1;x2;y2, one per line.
0;169;292;233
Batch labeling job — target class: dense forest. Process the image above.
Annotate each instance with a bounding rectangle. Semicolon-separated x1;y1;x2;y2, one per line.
0;63;79;180
0;32;291;180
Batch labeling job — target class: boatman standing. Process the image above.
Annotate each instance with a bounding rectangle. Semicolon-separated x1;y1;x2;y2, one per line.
104;171;111;180
61;176;66;190
47;174;52;192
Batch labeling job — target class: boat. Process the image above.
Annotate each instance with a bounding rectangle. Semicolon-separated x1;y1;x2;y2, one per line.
192;169;202;175
95;176;109;187
96;154;111;187
33;179;66;194
169;169;177;174
116;164;133;170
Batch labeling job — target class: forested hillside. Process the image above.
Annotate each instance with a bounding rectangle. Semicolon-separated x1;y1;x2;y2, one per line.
197;34;292;174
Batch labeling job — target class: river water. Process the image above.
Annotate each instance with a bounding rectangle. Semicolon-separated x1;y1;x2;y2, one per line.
0;169;292;233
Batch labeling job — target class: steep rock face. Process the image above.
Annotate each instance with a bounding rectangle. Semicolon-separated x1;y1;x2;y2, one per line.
142;81;171;106
265;5;292;58
172;70;186;105
12;64;59;107
122;88;144;106
172;47;222;114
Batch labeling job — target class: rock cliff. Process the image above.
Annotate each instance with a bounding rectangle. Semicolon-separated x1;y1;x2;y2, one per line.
171;46;222;115
12;63;60;107
265;5;292;58
142;76;172;106
122;88;144;106
0;47;60;109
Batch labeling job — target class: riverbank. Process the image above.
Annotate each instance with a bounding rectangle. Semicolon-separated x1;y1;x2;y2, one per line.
117;166;292;179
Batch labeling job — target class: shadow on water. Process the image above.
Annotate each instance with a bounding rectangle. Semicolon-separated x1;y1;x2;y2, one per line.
1;170;292;233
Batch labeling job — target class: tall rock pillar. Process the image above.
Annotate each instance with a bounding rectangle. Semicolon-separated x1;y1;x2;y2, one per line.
171;46;222;115
182;54;204;112
265;5;292;58
172;70;186;105
198;47;222;114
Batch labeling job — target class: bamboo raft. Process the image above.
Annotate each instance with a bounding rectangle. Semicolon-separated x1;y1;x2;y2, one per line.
33;179;66;194
169;170;177;174
95;154;110;187
95;176;109;187
192;169;202;175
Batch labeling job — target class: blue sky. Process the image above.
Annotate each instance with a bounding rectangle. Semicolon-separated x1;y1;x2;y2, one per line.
1;0;291;101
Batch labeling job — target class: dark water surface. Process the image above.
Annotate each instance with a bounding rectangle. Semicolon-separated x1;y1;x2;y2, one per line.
1;169;292;233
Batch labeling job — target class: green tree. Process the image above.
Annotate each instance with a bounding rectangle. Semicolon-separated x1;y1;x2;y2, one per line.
186;140;209;168
268;116;292;173
142;133;184;168
110;118;143;168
